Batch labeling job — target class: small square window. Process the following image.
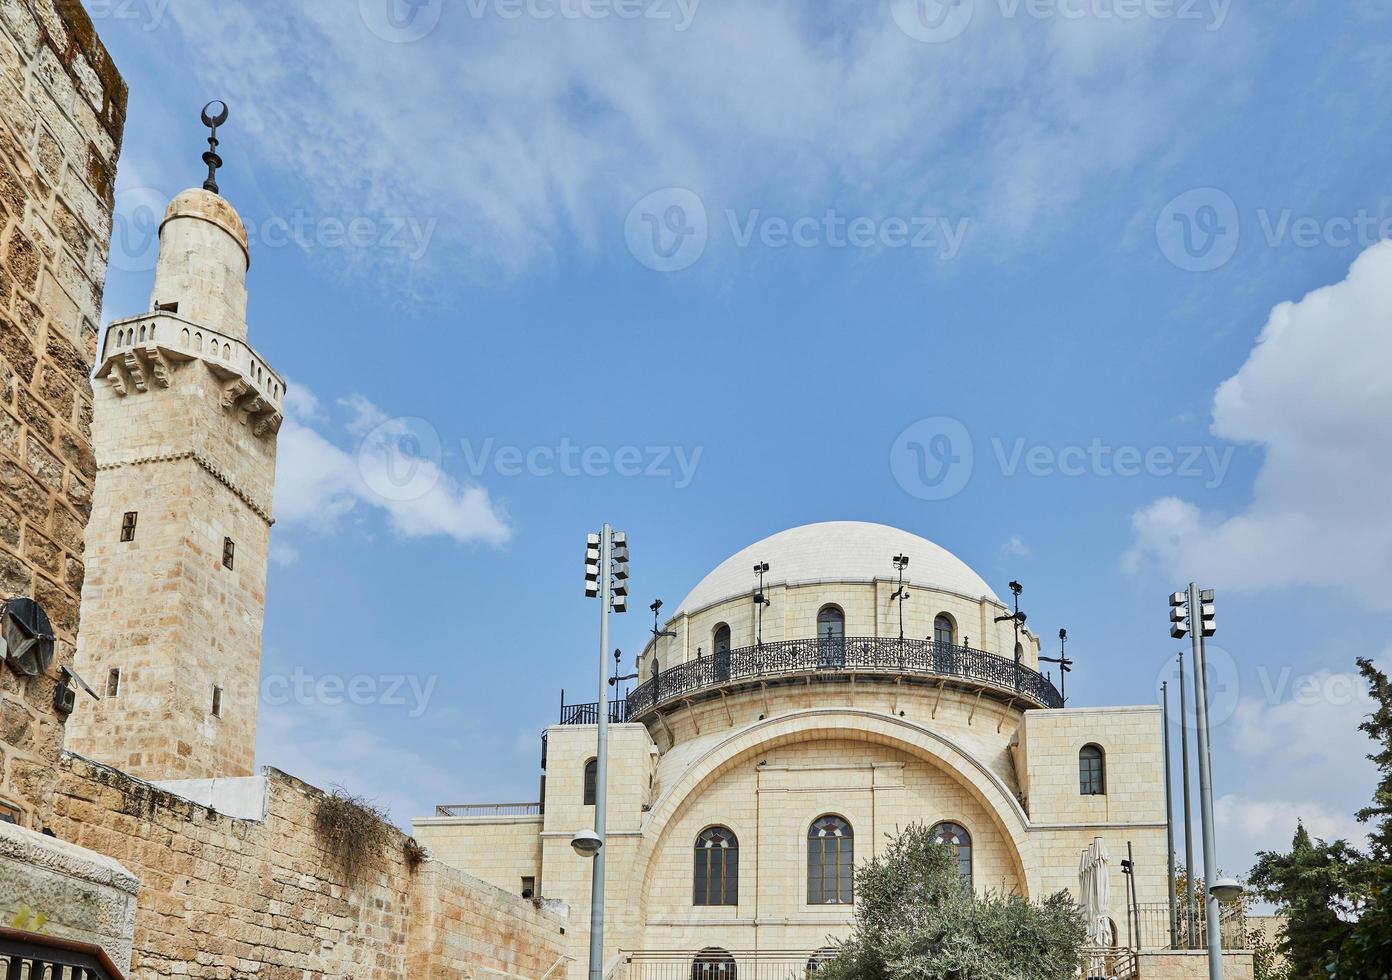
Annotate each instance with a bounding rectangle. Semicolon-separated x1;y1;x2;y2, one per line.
222;537;235;570
120;512;138;542
0;802;20;825
211;685;223;717
521;876;535;899
105;668;121;699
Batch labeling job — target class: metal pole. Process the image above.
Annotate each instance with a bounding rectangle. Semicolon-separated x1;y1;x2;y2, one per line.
1180;653;1197;948
589;524;611;980
1162;681;1179;949
1188;583;1223;980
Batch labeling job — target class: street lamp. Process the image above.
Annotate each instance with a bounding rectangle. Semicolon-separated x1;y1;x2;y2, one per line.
580;524;628;980
1210;877;1243;903
571;829;602;858
1170;584;1223;980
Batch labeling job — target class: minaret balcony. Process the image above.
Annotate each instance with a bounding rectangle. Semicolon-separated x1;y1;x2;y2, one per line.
560;636;1064;727
95;312;285;436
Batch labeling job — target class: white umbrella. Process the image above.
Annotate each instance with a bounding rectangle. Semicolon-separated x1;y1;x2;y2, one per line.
1078;837;1112;947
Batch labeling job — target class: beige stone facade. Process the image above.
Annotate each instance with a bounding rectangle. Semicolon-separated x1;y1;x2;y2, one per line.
66;188;283;781
0;0;126;829
417;522;1207;979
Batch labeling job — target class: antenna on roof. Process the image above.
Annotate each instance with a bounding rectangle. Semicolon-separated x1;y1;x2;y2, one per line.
200;100;229;194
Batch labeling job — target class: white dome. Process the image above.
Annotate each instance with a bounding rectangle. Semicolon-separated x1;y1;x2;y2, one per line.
674;521;999;616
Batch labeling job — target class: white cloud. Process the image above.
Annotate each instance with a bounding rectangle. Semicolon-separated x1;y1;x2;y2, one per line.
1126;241;1392;608
162;1;1257;285
1000;535;1030;558
1210;658;1385;874
273;385;511;547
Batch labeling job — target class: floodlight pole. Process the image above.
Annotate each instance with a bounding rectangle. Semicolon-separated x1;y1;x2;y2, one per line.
1179;653;1198;947
1186;582;1224;980
1162;681;1179;949
589;523;612;980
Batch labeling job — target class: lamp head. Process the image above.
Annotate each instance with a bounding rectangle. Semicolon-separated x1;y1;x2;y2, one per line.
571;829;602;858
1210;877;1244;902
650;598;662;613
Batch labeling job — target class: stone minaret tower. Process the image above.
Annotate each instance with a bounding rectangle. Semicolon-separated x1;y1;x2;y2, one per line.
66;178;283;781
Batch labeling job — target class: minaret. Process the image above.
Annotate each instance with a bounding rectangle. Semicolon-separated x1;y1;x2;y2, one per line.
66;104;283;780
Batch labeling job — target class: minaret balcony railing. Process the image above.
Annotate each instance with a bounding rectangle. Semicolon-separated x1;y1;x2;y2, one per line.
97;311;286;414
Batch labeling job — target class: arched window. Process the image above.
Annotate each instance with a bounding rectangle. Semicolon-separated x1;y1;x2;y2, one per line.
583;758;598;805
816;605;845;668
1080;744;1105;796
933;614;955;647
807;815;853;905
713;623;731;683
693;826;738;906
806;949;838;975
691;949;736;980
930;821;973;894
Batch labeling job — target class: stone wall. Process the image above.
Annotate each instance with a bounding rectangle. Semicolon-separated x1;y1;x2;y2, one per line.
0;0;126;827
0;818;138;969
1136;949;1254;980
51;753;569;979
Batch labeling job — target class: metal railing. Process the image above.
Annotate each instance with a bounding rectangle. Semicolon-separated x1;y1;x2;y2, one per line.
559;697;630;726
433;802;542;817
611;950;839;980
0;927;125;980
560;637;1064;724
1081;946;1138;980
1133;901;1248;951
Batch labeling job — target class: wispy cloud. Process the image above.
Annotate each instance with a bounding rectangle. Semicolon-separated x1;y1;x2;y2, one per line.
274;382;511;547
163;1;1257;287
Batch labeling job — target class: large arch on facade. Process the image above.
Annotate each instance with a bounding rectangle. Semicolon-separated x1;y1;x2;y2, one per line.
630;708;1041;914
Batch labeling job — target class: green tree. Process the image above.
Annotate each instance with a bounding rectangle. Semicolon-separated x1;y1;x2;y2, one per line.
813;824;1086;980
1247;658;1392;979
1248;824;1364;977
1330;658;1392;978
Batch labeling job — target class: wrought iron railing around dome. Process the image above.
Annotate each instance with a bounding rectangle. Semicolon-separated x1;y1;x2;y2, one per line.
560;638;1064;724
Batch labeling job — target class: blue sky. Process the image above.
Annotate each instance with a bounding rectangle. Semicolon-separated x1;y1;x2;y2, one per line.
90;0;1392;880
